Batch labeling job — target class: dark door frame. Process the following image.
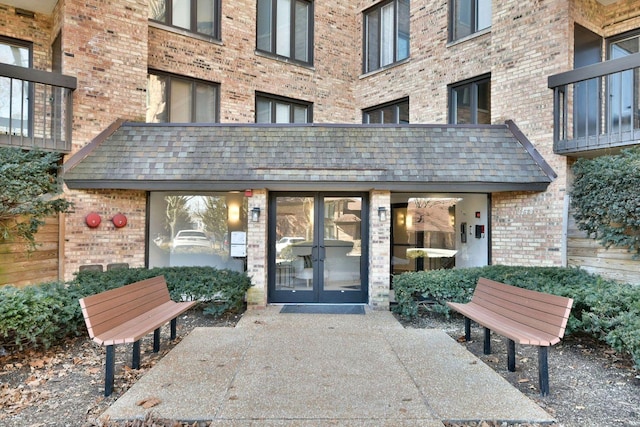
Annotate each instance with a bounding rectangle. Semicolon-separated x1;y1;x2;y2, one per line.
267;191;369;304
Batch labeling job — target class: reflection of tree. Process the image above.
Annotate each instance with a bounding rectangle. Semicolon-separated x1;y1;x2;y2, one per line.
198;197;227;244
165;196;192;238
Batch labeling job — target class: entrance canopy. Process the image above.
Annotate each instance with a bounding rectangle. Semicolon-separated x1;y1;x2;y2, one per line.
63;121;555;192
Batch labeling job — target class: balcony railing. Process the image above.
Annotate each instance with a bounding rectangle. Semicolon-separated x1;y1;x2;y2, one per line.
548;52;640;157
0;63;77;153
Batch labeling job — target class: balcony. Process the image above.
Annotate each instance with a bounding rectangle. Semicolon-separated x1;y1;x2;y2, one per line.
0;63;77;153
548;52;640;157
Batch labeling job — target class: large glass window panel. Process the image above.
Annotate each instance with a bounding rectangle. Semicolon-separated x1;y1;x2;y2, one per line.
294;1;310;62
195;83;217;123
170;79;192;123
609;35;640;132
476;0;492;31
257;0;273;52
146;74;168;123
0;39;31;137
293;105;308;123
172;0;191;30
276;0;292;57
256;98;272;123
149;0;166;21
148;192;247;272
365;11;380;72
397;0;410;61
197;0;216;35
275;102;290;123
477;79;491;124
380;3;394;67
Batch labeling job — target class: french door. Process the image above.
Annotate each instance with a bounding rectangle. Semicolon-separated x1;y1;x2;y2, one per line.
268;192;368;304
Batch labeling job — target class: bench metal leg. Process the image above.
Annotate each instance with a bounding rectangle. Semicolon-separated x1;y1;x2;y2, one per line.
153;328;161;353
538;346;550;396
464;317;471;341
507;339;516;372
170;318;177;340
132;340;141;369
105;345;115;397
483;327;491;354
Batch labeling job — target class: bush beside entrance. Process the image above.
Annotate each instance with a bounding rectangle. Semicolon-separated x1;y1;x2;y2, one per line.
392;265;640;369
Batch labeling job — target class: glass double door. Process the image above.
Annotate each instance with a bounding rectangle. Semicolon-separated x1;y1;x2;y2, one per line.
269;192;368;304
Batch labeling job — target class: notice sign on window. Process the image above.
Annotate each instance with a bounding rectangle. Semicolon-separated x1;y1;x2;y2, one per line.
230;231;247;257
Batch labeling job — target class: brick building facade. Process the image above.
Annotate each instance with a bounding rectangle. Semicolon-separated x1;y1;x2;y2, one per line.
1;0;639;302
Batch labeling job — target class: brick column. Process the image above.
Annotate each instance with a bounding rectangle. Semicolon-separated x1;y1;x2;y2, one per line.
246;190;267;309
369;191;391;310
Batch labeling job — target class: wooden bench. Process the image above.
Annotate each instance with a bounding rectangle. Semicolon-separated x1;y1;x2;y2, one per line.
447;277;573;396
78;276;197;396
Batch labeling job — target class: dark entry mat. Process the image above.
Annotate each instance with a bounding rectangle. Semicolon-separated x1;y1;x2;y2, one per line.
280;305;365;315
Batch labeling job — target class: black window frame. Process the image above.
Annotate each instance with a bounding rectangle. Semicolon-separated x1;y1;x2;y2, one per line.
149;0;222;40
256;0;314;65
449;0;492;42
147;70;220;123
255;92;313;123
362;97;409;124
363;0;410;74
448;74;491;124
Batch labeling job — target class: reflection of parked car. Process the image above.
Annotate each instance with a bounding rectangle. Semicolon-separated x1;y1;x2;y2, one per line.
172;230;212;250
276;237;304;255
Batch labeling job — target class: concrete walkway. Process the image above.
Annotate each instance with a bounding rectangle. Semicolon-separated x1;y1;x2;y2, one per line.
102;306;554;426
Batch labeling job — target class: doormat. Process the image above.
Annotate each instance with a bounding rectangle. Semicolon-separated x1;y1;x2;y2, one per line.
280;305;365;315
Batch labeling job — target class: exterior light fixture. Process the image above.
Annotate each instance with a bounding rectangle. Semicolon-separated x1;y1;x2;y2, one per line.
378;207;387;222
251;207;261;222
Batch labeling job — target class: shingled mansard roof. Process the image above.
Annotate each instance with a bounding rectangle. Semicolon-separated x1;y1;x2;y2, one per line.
63;120;556;192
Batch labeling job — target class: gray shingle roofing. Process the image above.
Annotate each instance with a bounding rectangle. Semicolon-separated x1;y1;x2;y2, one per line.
63;121;555;192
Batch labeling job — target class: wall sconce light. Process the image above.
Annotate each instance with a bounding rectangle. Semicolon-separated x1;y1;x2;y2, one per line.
228;204;240;223
251;207;261;222
378;207;387;222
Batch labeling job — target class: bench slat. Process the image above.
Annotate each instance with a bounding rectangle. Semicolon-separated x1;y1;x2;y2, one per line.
92;300;196;345
471;294;570;338
473;278;573;317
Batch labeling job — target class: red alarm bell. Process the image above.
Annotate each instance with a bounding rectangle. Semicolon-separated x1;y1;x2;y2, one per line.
112;213;127;228
85;212;101;228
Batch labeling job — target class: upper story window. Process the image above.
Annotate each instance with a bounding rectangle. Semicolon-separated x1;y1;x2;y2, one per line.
147;71;219;123
149;0;221;39
1;36;32;137
449;75;490;124
256;93;312;123
363;0;410;74
257;0;313;64
363;98;409;123
450;0;491;42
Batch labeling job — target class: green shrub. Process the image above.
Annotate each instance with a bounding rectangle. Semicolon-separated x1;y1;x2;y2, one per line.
0;266;252;351
392;265;640;368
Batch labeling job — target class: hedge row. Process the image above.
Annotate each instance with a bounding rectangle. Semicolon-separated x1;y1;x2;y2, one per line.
393;265;640;369
0;266;252;351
